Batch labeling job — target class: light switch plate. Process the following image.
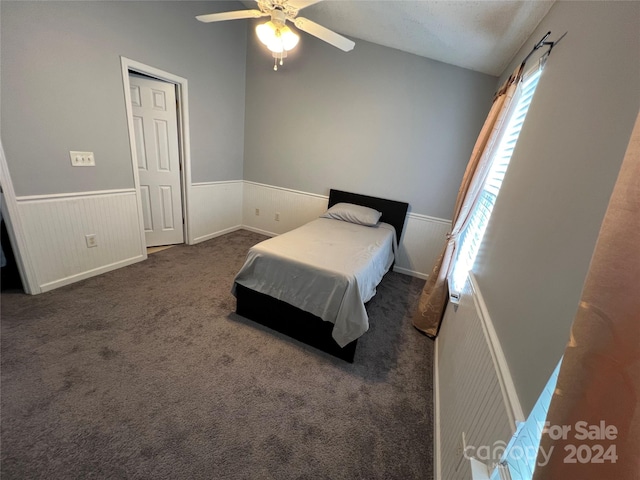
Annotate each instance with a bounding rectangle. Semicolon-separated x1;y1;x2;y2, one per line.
70;151;95;167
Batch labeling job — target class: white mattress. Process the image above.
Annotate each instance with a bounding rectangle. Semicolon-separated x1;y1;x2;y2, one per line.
232;217;397;347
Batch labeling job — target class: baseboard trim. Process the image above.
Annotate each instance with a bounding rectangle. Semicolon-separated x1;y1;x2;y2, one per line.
192;225;243;244
39;254;146;293
240;225;277;238
393;265;429;280
468;272;525;429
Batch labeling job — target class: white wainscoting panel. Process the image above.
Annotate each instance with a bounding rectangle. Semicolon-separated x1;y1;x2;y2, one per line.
394;213;450;279
14;182;452;293
242;182;329;236
435;274;515;480
17;190;145;292
190;181;243;243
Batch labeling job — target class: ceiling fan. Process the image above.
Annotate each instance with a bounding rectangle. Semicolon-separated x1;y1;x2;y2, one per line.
196;0;355;70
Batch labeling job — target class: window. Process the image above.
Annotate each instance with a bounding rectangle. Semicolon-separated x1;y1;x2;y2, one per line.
450;67;543;296
497;359;562;480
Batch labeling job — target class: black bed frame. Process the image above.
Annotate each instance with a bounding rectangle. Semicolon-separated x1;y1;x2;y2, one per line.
235;189;409;362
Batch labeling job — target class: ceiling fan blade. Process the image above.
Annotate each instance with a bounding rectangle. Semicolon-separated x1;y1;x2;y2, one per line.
294;17;355;52
287;0;324;11
196;10;267;23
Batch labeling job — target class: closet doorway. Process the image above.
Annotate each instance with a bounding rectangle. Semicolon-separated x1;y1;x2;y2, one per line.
121;58;193;250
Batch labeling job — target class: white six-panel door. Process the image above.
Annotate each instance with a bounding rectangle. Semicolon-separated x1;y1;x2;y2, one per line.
129;73;184;247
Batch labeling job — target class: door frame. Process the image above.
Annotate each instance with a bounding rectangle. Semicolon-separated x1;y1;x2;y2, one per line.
120;57;192;250
0;141;40;294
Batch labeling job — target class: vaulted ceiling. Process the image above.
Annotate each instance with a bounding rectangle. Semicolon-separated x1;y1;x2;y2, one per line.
240;0;555;76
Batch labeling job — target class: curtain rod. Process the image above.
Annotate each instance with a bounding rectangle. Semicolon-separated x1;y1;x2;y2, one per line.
520;31;568;70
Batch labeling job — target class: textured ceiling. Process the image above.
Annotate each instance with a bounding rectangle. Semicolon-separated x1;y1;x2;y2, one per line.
239;0;555;76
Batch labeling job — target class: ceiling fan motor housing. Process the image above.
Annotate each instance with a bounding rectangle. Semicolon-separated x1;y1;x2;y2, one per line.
258;0;299;20
271;9;287;27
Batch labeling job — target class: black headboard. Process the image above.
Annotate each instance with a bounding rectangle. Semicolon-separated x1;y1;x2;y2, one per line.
328;189;409;242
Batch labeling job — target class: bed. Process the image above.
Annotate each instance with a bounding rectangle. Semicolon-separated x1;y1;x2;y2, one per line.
232;189;409;362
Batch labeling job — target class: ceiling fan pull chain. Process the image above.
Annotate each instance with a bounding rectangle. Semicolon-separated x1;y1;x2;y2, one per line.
273;51;284;71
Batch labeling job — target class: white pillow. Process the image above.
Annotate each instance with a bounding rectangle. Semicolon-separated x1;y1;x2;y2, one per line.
321;202;382;227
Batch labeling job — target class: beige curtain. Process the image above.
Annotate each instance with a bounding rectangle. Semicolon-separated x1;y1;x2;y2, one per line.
412;65;524;337
532;111;640;480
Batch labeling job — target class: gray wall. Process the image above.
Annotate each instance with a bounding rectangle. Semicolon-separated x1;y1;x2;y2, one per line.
243;26;496;219
1;1;247;196
473;0;640;414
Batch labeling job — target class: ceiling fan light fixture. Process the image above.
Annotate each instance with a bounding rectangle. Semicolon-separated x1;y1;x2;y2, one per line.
256;21;276;46
256;21;299;54
280;26;299;51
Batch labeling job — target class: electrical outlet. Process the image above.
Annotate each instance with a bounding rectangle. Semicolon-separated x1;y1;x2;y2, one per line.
70;151;95;167
275;212;280;221
255;208;260;216
85;234;97;248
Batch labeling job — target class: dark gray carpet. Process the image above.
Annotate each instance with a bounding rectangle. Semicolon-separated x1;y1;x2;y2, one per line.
1;229;433;479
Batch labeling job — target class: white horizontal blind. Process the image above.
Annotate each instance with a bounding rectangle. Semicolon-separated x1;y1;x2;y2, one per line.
451;68;542;294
